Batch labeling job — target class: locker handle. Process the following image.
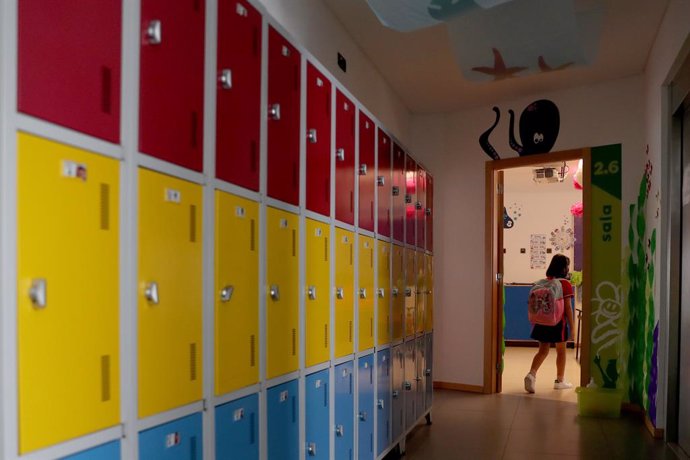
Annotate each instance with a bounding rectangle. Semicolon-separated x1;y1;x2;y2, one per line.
336;287;344;300
336;148;345;162
359;411;367;421
28;278;47;309
415;201;423;210
392;288;399;297
359;164;368;175
378;399;385;409
144;282;160;305
307;443;317;456
404;381;412;391
425;368;432;376
144;20;162;45
335;425;344;437
219;69;232;90
269;285;280;301
377;176;385;186
425;208;432;216
359;288;367;299
268;104;281;120
377;288;385;298
308;129;318;144
392;390;399;399
220;285;234;302
307;286;317;300
392;186;400;196
405;288;412;297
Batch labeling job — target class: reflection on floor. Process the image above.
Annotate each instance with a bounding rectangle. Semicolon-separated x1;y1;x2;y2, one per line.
390;347;682;459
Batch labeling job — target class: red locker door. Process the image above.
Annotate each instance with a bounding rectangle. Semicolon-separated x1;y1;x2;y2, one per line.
267;26;301;205
405;155;417;246
140;0;205;171
216;0;262;191
335;90;355;225
392;143;406;242
416;168;427;249
306;63;332;216
18;0;122;143
358;112;376;232
377;129;392;238
426;173;434;253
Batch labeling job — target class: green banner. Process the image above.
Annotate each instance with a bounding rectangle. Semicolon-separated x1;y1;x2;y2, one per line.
590;144;623;388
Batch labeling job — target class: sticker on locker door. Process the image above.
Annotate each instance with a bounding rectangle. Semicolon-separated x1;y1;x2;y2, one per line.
62;160;88;181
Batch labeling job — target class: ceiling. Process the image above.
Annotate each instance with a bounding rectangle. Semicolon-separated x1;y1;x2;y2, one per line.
321;0;671;113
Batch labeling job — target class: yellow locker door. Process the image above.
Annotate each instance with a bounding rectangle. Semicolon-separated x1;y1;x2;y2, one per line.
425;254;434;332
404;248;416;338
138;168;203;418
358;235;375;351
377;240;391;346
266;207;300;378
391;244;404;342
335;227;354;357
18;133;120;453
215;191;259;395
415;250;426;334
305;219;330;367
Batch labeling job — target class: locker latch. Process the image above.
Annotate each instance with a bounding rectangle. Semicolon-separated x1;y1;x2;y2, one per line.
391;288;399;297
307;286;317;300
28;278;47;309
377;399;385;409
219;69;233;90
415;201;423;210
269;285;280;301
392;186;400;196
335;425;345;437
404;381;412;390
144;281;160;305
268;104;281;121
144;20;162;45
405;288;412;297
405;194;412;204
336;287;344;299
308;129;318;144
336;148;345;162
377;288;385;298
307;443;317;456
359;164;368;175
359;288;367;299
359;411;367;421
425;368;432;376
220;285;234;302
377;176;385;186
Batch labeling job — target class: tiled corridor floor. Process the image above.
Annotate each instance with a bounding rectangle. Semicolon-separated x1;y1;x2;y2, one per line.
393;347;685;459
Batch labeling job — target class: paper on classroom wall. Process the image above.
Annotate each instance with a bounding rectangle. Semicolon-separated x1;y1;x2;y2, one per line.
530;234;547;269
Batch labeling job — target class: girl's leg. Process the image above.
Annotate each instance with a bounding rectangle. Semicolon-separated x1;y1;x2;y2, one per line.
530;342;551;375
555;342;567;381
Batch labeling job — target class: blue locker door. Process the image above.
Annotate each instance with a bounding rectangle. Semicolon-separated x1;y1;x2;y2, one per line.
60;441;120;460
404;340;416;430
358;354;375;460
425;333;433;411
391;345;404;441
306;369;330;459
334;361;354;460
216;394;259;460
377;349;391;456
139;413;202;460
267;379;299;460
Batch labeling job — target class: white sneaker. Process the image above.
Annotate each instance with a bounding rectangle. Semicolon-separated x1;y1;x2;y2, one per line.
553;380;573;390
524;373;536;393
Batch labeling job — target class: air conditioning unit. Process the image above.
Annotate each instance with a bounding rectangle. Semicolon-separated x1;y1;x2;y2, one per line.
532;167;560;183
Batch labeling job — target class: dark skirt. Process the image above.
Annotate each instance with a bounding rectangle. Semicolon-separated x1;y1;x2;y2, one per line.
530;319;569;344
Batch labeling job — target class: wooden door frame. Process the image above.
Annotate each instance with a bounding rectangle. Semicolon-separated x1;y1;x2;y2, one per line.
484;149;592;393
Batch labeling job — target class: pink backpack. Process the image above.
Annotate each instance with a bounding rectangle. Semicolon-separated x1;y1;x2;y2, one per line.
528;279;564;326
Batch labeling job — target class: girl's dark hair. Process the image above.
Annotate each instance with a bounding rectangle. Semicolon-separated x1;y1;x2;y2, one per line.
546;253;570;278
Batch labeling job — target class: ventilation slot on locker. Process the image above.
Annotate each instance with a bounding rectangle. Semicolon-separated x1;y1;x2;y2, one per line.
190;111;198;148
250;219;256;251
190;343;197;381
190;205;197;242
349;321;353;343
100;183;110;230
101;66;112;114
250;412;256;444
190;436;197;460
250;335;256;367
324;324;329;348
292;328;296;356
371;318;374;338
324;237;328;261
292;229;296;257
101;355;111;402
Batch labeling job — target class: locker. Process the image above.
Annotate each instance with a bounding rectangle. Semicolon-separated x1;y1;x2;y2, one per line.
416;168;427;249
425;254;434;332
335;227;355;357
139;0;205;171
60;441;120;460
335;90;356;225
358;354;375;460
306;63;332;216
376;349;391;456
358;112;376;232
391;244;405;342
138;169;203;418
305;219;331;367
416;337;426;418
267;380;299;460
377;129;392;237
391;143;405;242
334;361;354;460
405;155;417;246
18;0;121;143
216;0;262;190
404;340;417;429
415;250;426;335
267;26;301;205
139;413;202;460
391;345;404;441
266;207;300;378
215;192;259;395
426;174;434;252
305;369;330;459
377;240;391;346
18;133;120;453
404;249;416;339
425;333;434;411
358;235;375;351
216;394;259;460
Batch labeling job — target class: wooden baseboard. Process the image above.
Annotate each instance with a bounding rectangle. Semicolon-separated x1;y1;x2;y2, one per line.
620;402;664;439
645;415;665;439
433;381;484;393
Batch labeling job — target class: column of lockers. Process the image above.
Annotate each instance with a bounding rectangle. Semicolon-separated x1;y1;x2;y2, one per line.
3;1;435;459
